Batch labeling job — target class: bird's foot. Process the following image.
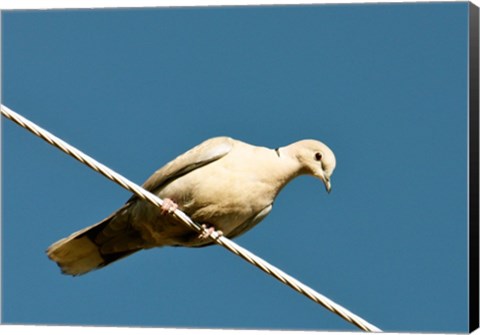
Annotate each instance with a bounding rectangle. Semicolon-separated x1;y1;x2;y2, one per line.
160;198;178;215
199;224;223;240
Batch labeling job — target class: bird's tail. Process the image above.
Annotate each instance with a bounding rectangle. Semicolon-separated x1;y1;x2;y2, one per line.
46;206;144;276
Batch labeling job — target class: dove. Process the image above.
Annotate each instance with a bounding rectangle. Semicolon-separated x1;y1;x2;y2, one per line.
47;136;336;276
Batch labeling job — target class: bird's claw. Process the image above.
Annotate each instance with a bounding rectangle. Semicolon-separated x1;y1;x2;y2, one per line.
199;224;223;240
161;198;178;215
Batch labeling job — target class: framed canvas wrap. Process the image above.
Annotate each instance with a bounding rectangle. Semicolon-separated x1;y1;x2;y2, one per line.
2;2;479;333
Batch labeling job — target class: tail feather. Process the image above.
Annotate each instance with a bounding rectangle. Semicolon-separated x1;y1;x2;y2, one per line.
46;210;144;276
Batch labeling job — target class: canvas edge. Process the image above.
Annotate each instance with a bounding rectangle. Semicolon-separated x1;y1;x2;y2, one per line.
469;1;480;333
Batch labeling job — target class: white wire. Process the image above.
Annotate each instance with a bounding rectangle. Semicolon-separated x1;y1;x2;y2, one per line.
1;104;382;332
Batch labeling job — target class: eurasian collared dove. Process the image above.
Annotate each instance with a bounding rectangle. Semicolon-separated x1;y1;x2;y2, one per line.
47;136;336;276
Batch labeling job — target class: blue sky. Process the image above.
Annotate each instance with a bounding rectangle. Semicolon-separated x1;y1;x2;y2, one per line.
2;2;471;332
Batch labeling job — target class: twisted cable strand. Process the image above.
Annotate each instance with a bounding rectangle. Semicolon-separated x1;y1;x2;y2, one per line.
1;104;381;332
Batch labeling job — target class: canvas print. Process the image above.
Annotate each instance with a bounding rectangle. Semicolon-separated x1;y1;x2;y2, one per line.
2;2;478;333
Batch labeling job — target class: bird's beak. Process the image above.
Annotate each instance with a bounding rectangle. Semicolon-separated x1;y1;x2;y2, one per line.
319;173;331;194
325;179;332;194
316;170;332;194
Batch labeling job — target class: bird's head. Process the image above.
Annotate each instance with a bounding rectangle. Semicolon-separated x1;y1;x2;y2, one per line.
293;140;336;193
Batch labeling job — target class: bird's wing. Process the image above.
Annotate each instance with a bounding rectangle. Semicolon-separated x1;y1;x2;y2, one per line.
227;204;273;239
192;204;273;247
129;136;234;201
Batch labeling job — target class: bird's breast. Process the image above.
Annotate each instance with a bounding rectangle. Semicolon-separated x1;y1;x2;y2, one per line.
156;161;277;235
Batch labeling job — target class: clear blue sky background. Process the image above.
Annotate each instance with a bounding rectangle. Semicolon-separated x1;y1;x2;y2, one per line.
2;3;470;332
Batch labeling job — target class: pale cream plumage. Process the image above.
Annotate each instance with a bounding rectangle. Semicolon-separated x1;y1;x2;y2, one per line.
47;136;336;276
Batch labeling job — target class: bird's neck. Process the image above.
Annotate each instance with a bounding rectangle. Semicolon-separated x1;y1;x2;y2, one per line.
271;145;305;189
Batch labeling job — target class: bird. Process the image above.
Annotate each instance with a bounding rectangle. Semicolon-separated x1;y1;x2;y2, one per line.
46;136;336;276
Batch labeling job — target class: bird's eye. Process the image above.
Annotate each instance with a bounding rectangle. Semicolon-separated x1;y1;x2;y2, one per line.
314;152;322;161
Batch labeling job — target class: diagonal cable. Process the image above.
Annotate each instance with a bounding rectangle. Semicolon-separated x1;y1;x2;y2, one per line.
1;104;381;332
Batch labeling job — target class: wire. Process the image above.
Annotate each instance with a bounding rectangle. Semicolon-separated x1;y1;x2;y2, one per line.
1;104;382;332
